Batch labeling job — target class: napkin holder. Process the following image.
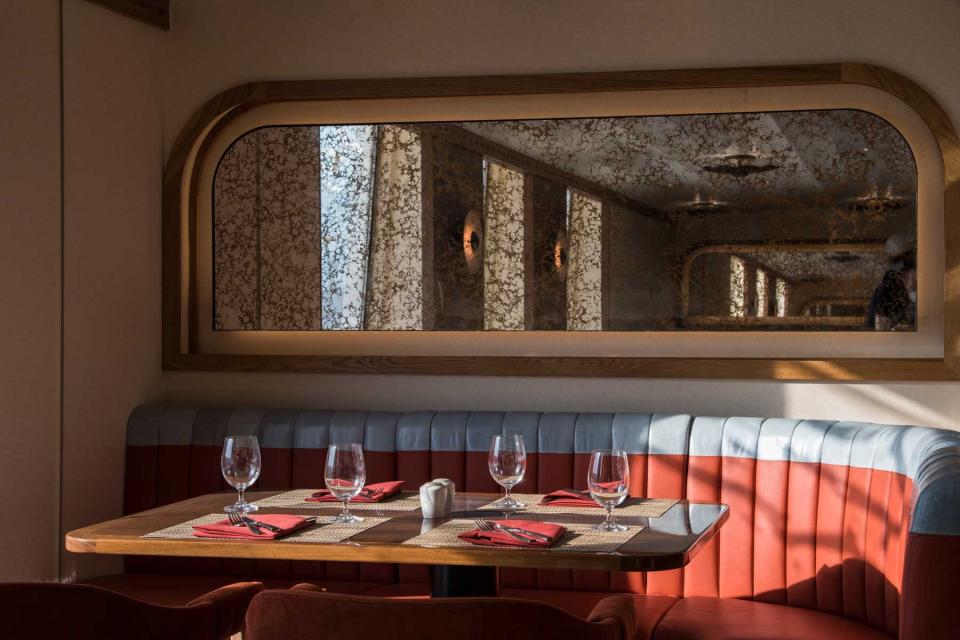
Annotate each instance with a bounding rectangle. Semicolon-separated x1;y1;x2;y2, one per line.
432;477;456;512
420;480;454;519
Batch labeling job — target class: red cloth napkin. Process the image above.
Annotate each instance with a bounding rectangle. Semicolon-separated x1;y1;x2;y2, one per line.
306;480;405;503
539;489;601;508
458;519;566;548
192;514;313;540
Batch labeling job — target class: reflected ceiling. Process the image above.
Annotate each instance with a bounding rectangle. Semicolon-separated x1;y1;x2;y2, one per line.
212;109;917;332
462;110;914;212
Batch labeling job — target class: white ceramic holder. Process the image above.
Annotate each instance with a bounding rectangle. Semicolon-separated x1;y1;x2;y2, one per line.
419;481;447;519
432;477;456;512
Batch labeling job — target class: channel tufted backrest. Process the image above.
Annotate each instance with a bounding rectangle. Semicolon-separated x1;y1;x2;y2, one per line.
124;406;960;637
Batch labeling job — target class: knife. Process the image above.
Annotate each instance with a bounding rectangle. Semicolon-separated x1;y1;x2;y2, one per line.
240;519;263;535
242;516;281;533
489;522;551;543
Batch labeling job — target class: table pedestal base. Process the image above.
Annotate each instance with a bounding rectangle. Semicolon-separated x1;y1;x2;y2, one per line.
430;565;498;597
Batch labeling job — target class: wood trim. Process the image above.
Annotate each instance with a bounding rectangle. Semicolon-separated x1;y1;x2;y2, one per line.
162;352;954;381
85;0;170;30
686;316;863;327
162;64;960;381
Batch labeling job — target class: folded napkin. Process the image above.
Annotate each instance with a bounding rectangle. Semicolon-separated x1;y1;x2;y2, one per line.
192;514;313;540
307;480;405;503
539;488;601;508
458;519;566;548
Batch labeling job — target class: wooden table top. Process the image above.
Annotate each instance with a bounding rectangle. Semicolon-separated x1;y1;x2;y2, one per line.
65;491;729;572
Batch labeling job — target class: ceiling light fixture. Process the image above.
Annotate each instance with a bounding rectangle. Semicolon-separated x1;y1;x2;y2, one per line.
673;192;728;215
846;185;910;212
701;146;780;177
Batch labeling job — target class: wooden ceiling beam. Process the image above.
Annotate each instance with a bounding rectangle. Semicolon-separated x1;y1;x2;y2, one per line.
84;0;169;31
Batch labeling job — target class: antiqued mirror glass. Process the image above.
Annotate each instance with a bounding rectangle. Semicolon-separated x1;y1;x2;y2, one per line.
212;109;917;332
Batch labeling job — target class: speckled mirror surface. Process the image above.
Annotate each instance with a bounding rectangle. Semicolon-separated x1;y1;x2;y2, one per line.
212;110;917;332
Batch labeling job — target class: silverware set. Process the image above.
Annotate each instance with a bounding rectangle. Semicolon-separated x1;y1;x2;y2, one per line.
227;512;316;536
473;518;551;543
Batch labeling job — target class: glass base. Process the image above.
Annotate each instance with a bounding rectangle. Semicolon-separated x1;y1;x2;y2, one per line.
331;511;364;523
224;501;259;514
592;519;628;532
494;496;526;510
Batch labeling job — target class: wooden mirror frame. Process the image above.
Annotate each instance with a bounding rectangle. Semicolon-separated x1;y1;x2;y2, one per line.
163;64;960;381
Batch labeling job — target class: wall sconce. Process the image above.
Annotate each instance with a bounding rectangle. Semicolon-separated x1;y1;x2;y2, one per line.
462;209;483;272
551;229;568;282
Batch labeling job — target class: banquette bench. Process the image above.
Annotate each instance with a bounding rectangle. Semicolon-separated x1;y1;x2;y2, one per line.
86;405;960;640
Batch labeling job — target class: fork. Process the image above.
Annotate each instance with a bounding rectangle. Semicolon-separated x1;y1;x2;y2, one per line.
228;511;263;535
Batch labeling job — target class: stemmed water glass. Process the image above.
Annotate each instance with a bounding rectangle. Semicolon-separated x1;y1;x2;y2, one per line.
588;449;630;531
325;443;366;523
488;434;527;509
221;435;262;513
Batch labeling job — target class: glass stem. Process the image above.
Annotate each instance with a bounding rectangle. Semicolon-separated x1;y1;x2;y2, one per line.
605;504;614;525
505;485;512;502
341;499;350;518
238;487;246;506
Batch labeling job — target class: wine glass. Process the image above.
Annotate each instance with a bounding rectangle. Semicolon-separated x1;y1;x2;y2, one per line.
488;434;527;509
588;449;630;531
325;443;366;523
221;435;262;513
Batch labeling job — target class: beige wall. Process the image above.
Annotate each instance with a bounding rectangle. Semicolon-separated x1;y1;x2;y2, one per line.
0;0;62;581
162;0;960;429
60;0;164;580
0;0;164;581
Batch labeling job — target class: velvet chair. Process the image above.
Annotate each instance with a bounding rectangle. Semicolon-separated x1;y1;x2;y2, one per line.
245;586;637;640
0;581;262;639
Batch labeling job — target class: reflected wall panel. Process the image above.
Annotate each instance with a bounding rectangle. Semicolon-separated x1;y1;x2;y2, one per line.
319;126;376;330
213;134;259;330
366;125;424;330
567;191;603;330
258;127;322;330
528;175;568;330
483;161;526;330
429;138;484;330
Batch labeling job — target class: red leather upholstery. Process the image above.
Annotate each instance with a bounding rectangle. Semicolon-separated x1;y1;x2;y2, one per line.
652;596;893;640
84;573;376;606
0;581;262;640
501;589;679;640
117;406;960;639
244;590;637;640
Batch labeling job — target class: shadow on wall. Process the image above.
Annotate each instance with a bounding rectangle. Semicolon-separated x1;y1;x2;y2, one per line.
162;370;959;430
783;382;957;428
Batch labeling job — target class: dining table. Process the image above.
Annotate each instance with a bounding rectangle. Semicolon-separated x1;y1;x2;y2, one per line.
65;490;729;597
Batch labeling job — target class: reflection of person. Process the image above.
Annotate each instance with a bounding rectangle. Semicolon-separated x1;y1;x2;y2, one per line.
865;234;917;331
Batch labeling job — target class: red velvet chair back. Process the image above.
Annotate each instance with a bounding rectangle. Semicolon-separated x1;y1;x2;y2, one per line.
244;590;635;640
0;582;250;640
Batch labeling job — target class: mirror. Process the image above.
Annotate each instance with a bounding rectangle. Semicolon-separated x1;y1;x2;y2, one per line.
212;109;917;332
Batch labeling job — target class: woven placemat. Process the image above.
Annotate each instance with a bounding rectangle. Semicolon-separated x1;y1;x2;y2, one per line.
478;495;676;517
403;519;640;552
252;489;422;512
143;513;388;543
